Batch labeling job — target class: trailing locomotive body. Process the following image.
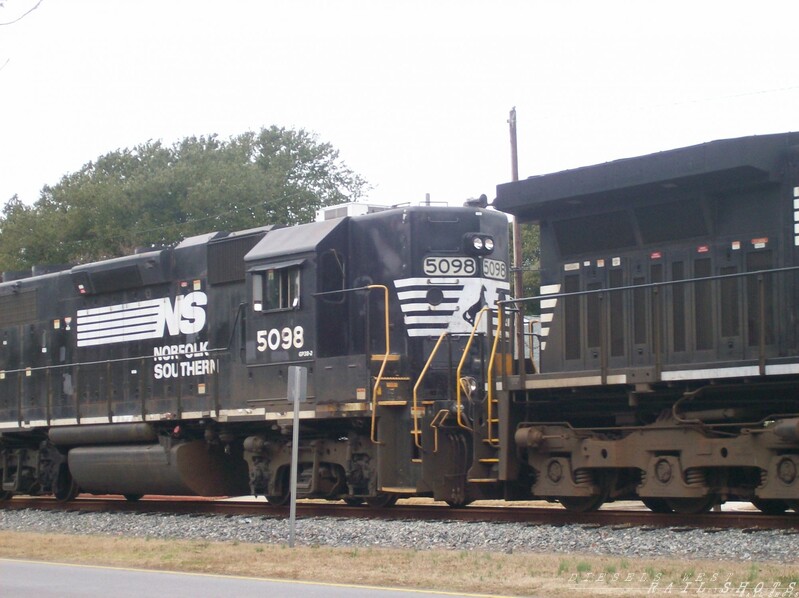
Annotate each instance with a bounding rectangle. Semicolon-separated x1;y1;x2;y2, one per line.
494;132;799;513
0;204;511;505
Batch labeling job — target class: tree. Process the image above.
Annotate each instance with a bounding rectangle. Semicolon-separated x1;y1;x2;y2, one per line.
0;126;367;270
0;1;44;26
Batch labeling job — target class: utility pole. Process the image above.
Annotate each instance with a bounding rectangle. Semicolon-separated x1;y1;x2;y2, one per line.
509;107;519;182
508;107;528;377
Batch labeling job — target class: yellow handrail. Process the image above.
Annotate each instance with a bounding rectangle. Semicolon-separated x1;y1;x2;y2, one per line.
412;331;450;450
369;284;391;444
485;304;504;446
455;306;491;431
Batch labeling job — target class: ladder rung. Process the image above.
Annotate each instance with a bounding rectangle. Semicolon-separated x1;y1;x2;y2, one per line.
467;478;499;483
489;418;499;423
411;458;422;463
377;400;408;406
421;400;435;405
379;486;415;493
410;429;421;435
371;354;401;361
479;458;499;464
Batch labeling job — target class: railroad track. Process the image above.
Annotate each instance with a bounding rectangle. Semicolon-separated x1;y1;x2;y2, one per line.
3;496;798;531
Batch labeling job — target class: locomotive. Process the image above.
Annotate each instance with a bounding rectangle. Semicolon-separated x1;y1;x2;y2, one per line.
0;202;511;506
1;132;798;516
494;132;799;514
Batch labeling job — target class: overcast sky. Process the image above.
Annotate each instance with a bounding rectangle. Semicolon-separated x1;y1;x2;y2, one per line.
1;0;798;209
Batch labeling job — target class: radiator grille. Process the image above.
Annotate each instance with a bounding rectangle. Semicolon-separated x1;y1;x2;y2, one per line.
0;288;37;326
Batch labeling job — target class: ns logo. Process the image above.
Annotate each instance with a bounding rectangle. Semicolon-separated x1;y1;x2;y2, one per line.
76;291;208;348
160;291;207;336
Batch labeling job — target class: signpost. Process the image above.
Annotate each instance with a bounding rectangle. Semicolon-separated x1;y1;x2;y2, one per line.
287;365;307;548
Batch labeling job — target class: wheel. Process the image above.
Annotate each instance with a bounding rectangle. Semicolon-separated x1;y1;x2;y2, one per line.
123;494;143;502
558;469;614;513
366;493;398;508
265;468;290;506
752;499;790;514
53;466;79;502
343;497;365;506
445;498;474;508
266;492;291;506
559;494;606;513
641;498;673;513
663;495;718;514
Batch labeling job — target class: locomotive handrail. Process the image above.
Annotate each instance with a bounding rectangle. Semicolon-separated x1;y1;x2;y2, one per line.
498;264;799;382
485;303;505;447
499;264;799;306
367;284;392;445
0;343;235;376
412;331;450;450
314;283;395;444
455;306;492;432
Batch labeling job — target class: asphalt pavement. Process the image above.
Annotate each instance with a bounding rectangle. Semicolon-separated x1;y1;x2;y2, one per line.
0;558;504;598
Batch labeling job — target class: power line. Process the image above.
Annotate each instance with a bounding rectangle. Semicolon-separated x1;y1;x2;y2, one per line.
0;0;44;26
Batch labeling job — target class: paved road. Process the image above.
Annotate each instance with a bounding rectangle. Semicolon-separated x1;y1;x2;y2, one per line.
0;558;502;598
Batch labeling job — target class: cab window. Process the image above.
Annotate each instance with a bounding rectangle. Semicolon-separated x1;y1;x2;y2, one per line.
254;266;301;311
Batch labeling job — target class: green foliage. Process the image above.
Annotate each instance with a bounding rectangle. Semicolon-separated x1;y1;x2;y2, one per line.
509;220;540;314
0;127;367;270
519;222;540;298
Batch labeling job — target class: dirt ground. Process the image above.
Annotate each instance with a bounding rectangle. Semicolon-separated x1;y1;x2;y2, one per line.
1;530;798;597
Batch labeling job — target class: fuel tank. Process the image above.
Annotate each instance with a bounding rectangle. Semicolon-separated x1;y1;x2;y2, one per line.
68;440;250;497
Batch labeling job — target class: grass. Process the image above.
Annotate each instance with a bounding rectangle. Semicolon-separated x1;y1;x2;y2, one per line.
0;530;797;597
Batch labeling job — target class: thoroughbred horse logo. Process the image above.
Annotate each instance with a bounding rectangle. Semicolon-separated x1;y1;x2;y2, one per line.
463;285;487;325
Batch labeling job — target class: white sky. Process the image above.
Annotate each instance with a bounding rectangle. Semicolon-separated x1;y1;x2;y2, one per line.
1;0;799;209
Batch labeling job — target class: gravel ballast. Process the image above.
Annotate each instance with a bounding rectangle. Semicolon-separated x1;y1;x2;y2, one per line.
1;508;797;563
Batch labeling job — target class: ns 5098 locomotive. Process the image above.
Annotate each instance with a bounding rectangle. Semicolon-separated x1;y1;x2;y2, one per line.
0;203;511;506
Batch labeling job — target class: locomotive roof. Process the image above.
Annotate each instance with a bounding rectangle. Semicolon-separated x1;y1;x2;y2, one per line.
494;132;799;222
244;217;345;262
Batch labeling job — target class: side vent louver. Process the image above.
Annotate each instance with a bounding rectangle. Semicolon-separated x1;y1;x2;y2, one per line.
208;232;266;285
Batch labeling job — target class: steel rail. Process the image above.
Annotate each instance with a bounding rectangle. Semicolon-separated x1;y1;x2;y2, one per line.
3;497;798;531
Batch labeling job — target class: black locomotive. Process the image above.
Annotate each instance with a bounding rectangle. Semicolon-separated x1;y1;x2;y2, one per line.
2;133;799;516
0;203;511;506
494;132;799;514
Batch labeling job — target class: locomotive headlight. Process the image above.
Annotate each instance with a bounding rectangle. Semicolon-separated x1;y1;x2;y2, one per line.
464;233;494;255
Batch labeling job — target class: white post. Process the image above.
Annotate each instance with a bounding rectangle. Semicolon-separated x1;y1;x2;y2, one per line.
287;365;307;548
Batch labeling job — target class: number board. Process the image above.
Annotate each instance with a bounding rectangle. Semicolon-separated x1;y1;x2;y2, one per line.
423;257;476;276
482;258;507;280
